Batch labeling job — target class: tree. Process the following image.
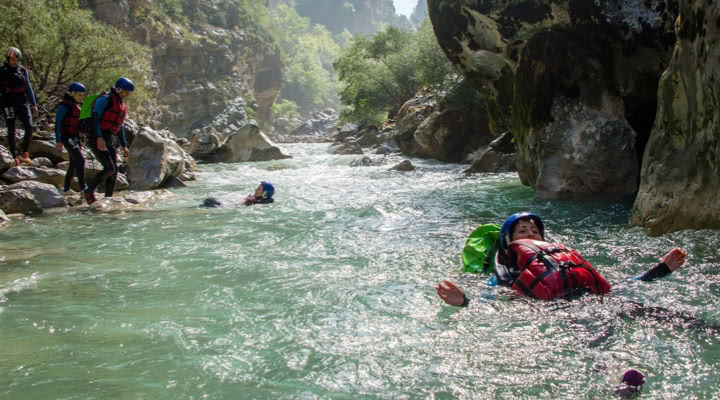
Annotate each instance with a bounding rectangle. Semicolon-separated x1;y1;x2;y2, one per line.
333;21;455;123
0;0;152;106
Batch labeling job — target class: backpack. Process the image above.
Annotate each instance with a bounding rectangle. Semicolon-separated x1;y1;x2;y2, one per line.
78;93;102;135
461;223;501;274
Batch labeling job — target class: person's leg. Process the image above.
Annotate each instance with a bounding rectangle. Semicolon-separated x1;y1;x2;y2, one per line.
16;105;33;157
103;144;118;197
63;138;86;191
4;106;17;158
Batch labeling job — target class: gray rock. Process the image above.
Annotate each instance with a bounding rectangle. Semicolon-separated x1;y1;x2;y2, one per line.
464;147;516;174
0;145;14;174
31;157;54;168
328;142;363;155
1;167;66;187
28;140;68;164
0;189;43;215
349;156;387;167
209;123;291;163
128;126;188;190
389;160;414;171
6;181;67;208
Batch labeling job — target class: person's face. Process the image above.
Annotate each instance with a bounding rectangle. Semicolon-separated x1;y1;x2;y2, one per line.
8;53;19;68
118;89;132;99
254;185;264;197
511;219;543;241
72;92;86;102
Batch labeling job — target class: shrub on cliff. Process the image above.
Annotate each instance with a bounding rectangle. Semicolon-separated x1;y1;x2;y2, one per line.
0;0;152;107
334;20;456;124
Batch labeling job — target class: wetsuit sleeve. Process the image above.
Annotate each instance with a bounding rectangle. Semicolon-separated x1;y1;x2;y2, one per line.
93;96;109;137
634;262;672;282
119;125;127;147
24;68;37;106
55;104;68;142
460;294;470;307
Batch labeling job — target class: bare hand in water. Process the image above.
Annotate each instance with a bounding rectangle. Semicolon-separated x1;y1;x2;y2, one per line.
435;280;466;307
662;248;687;271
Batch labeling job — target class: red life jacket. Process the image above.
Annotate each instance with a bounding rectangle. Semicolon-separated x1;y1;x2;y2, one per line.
508;239;611;300
97;91;127;134
59;95;81;138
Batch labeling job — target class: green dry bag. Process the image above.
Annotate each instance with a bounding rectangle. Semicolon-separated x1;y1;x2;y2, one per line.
79;94;100;120
461;223;501;274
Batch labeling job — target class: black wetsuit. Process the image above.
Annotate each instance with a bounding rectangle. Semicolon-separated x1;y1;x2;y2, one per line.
0;62;36;158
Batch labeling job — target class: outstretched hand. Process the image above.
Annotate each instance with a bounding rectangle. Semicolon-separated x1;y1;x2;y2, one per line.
662;248;688;271
435;280;466;307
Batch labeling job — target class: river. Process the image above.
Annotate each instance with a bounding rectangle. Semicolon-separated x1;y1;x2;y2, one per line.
1;143;719;399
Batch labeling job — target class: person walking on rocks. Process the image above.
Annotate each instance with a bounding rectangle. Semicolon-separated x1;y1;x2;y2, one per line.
0;47;38;166
55;82;88;194
84;77;133;204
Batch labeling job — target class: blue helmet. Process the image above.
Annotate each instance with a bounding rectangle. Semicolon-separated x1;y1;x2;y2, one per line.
68;82;86;93
114;77;135;91
261;181;274;199
499;212;545;250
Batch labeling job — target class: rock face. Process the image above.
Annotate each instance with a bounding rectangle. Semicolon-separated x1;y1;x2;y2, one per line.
293;0;410;35
427;0;678;196
82;0;284;133
288;109;338;137
397;80;494;162
632;3;720;234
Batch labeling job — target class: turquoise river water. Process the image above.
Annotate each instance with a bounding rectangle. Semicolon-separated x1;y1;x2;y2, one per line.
1;143;719;399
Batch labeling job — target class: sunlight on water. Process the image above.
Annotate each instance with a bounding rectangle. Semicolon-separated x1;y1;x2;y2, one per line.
1;143;719;399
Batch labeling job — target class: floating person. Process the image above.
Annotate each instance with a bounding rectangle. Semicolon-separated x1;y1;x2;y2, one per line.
84;77;134;205
436;212;688;306
0;47;38;166
243;181;274;206
55;82;88;194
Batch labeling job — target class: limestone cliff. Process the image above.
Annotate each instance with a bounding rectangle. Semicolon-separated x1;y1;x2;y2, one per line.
83;0;283;135
292;0;411;35
631;2;720;235
427;0;677;198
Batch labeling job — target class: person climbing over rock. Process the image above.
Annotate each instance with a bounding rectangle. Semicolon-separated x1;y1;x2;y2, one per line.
55;82;88;194
84;77;134;205
436;212;688;307
0;47;38;166
243;181;275;206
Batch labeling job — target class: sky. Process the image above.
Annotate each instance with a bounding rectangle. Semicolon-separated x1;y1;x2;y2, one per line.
392;0;418;17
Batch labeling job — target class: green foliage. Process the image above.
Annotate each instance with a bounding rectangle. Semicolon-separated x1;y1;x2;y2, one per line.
271;99;300;121
0;0;153;107
269;4;340;116
334;20;457;123
154;0;188;23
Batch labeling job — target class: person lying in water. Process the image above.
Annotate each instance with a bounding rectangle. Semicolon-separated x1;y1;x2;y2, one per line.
436;212;688;306
243;181;275;206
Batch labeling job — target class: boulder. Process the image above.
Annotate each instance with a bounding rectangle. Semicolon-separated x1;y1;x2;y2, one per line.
0;209;7;224
128;127;188;190
28;140;68;164
0;188;43;215
208;123;291;163
389;160;415;171
464;148;516;174
349;156;387;167
328;142;363;155
393;90;437;156
1;167;66;187
6;181;67;208
0;145;14;174
188;127;224;160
